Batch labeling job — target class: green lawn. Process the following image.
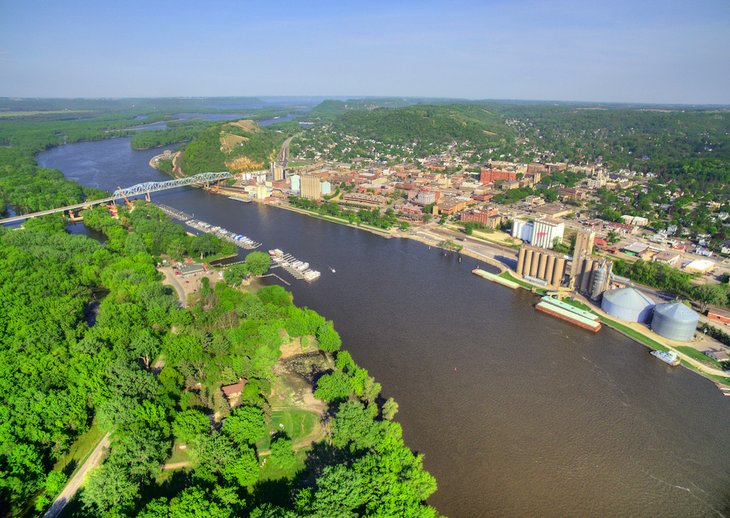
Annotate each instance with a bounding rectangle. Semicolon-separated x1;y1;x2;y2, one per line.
675;346;724;369
562;298;594;312
599;317;670;352
499;271;547;294
256;409;320;452
52;421;105;477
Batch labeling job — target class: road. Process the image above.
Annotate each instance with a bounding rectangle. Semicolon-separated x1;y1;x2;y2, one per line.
278;136;294;167
411;224;518;269
43;432;111;518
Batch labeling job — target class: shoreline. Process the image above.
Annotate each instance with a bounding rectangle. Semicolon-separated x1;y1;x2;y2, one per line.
268;194;730;387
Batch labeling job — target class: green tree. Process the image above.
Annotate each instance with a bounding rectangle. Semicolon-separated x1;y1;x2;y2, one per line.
222;406;266;445
316;323;342;352
244;251;271;276
172;410;210;443
224;263;249;287
269;437;297;471
382;398;399;420
314;371;353;402
223;446;259;487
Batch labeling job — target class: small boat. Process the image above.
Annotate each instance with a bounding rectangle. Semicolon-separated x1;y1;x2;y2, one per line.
329;265;336;273
651;350;680;367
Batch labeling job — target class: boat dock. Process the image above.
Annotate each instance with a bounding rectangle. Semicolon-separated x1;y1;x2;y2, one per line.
186;220;261;250
157;203;193;222
269;249;321;282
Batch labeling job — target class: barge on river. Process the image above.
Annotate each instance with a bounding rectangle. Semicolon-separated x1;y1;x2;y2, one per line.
534;296;602;333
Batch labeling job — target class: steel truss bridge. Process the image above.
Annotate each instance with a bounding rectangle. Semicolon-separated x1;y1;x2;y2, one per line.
0;172;232;225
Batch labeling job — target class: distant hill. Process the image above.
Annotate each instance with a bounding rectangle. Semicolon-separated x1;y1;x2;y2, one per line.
329;104;507;147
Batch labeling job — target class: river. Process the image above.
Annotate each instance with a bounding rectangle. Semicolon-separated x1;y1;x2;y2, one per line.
38;138;730;517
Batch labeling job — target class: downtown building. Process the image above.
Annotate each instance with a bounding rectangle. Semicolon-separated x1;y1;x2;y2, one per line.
512;216;565;249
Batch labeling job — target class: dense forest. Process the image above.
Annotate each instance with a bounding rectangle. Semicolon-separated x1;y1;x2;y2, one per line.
0;203;437;516
130;121;215;151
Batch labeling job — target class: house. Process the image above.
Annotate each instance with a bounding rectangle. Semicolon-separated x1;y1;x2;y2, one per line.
221;379;247;400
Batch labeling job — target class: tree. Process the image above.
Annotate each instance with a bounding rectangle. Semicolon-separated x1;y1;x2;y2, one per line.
223;446;259;487
295;464;368;516
382;398;399;420
316;323;342;352
314;371;353;402
222;406;266;445
224;263;249;287
269;437;297;471
244;251;271;276
82;463;140;514
173;409;210;443
693;283;729;313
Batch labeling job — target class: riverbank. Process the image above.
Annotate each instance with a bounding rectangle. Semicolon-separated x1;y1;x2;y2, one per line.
492;270;730;387
273;203;395;239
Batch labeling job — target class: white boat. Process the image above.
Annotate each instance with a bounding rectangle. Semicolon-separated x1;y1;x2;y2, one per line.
329;265;336;273
303;270;321;281
651;350;680;366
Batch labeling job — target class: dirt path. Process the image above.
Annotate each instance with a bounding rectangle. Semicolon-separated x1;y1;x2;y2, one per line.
43;432;111;518
160;268;186;307
162;461;192;470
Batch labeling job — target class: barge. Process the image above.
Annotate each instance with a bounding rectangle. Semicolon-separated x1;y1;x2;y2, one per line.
534;297;602;333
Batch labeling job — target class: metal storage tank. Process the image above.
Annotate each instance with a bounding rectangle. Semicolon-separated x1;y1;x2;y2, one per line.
601;287;655;323
651;302;699;342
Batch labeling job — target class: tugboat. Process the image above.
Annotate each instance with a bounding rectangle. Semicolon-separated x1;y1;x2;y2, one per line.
650;350;680;366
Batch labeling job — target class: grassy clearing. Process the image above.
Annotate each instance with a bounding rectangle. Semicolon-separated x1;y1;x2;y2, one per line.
52;421;104;477
675;346;724;369
599;317;670;352
257;409;321;452
562;298;594;312
499;271;547;293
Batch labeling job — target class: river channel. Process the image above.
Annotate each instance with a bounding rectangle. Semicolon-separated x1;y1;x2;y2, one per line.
38;138;730;517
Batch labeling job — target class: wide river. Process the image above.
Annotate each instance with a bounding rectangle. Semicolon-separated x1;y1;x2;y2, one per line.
38;139;730;517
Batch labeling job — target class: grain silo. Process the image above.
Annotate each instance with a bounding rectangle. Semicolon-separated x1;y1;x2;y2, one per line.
601;287;655;323
651;302;699;342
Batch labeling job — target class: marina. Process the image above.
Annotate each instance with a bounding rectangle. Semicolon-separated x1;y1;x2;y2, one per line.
157;204;261;249
269;249;321;282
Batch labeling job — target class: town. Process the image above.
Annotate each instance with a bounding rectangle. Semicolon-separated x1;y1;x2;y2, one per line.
195;138;730;385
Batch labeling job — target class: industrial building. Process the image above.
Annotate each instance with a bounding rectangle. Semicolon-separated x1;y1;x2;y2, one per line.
515;244;568;288
300;174;322;200
512;216;565;249
601;287;655;323
651;303;699;342
270;162;285;181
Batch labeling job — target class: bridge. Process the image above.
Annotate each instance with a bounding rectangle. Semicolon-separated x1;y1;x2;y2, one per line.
0;172;232;225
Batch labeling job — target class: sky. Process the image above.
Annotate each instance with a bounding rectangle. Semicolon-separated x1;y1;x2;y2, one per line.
1;0;729;104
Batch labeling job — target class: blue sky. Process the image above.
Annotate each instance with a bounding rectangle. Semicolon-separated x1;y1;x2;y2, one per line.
1;0;728;103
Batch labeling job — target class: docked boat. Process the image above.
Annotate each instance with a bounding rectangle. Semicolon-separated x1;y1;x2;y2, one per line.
651;350;680;366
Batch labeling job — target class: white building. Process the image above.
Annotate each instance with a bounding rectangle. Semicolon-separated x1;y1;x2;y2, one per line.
512;217;565;249
321;181;332;196
512;218;534;242
290;174;301;193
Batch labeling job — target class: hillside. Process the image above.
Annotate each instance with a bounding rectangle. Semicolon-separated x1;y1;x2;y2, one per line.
179;119;289;174
293;103;510;162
